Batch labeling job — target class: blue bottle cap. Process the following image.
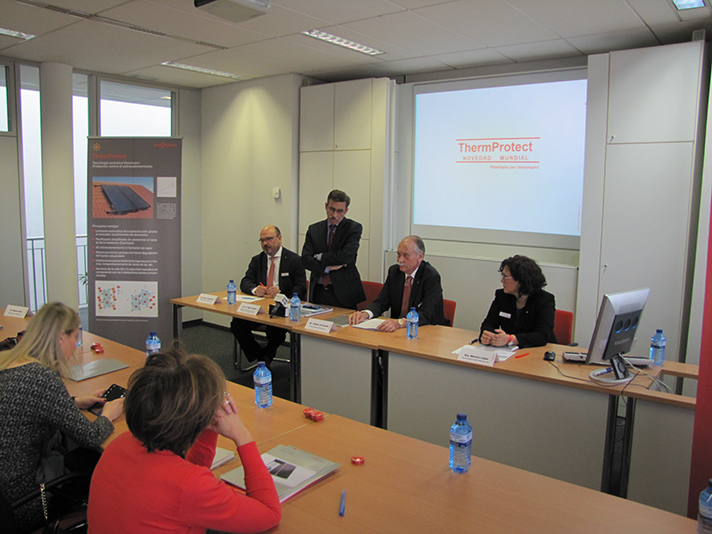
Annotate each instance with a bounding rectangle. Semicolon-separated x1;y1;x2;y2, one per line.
457;413;467;420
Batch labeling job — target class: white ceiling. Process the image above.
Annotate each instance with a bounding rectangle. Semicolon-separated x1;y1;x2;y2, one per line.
1;0;712;89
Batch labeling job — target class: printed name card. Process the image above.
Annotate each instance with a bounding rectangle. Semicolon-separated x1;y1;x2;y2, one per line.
196;293;221;305
4;305;29;318
458;346;497;366
238;303;264;316
305;318;337;334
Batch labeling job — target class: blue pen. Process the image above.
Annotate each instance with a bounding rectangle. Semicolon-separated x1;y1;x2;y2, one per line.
339;490;346;516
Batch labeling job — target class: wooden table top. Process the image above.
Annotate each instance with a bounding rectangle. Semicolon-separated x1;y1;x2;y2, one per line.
248;414;696;534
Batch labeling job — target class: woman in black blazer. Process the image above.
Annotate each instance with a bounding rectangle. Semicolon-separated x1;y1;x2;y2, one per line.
479;255;557;348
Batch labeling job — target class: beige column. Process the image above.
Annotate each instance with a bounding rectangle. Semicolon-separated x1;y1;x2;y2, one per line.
40;62;78;308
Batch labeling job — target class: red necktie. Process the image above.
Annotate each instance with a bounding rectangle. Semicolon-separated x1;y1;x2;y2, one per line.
267;256;275;288
400;275;413;318
322;225;335;286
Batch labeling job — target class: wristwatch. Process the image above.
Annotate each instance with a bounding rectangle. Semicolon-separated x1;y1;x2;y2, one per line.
399;319;406;328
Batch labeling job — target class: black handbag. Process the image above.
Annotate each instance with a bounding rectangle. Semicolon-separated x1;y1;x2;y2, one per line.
40;482;67;534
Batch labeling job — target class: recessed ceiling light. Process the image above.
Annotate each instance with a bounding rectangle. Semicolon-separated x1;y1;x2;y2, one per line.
672;0;705;9
161;61;242;79
301;29;384;56
0;27;35;40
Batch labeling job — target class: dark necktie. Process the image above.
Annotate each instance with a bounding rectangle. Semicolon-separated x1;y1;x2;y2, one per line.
322;225;335;286
400;275;413;318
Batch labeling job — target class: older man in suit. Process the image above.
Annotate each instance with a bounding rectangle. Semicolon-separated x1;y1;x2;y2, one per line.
230;225;307;365
301;189;366;310
349;235;447;332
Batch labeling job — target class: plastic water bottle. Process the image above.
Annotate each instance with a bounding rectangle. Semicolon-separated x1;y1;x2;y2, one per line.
145;331;161;357
650;329;666;366
698;479;712;533
227;279;237;305
253;362;273;408
449;413;472;473
290;292;301;321
76;324;83;347
406;307;419;339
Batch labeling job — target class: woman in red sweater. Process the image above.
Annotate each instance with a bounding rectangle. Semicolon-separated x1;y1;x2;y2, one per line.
87;349;281;534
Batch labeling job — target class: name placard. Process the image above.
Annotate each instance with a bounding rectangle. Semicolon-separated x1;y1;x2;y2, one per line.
305;318;337;334
196;293;220;305
238;303;264;316
458;346;497;367
4;305;29;318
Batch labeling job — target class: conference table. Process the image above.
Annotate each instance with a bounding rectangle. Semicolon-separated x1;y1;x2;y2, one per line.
0;308;697;531
170;294;695;511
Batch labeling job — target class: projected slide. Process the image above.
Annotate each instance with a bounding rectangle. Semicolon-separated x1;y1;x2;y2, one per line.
413;79;587;238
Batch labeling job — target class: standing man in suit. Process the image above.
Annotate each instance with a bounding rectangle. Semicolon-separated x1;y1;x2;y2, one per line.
230;225;307;366
349;235;447;331
301;189;366;309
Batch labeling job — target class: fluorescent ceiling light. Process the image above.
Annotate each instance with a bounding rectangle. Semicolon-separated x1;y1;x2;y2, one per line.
161;61;241;79
0;27;35;40
672;0;705;9
301;29;384;56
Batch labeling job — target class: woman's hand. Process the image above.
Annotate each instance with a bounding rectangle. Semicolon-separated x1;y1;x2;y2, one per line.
480;329;514;347
73;388;107;410
101;398;125;422
209;393;253;447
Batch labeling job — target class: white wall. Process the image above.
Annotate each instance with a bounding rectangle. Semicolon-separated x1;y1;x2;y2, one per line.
178;88;203;322
200;74;304;326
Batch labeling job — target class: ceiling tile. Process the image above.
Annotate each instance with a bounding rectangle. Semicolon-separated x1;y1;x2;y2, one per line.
494;38;583;63
342;10;482;55
415;0;558;47
3;19;212;74
272;0;404;24
0;0;81;35
626;0;682;25
122;64;240;88
431;48;514;69
26;0;129;13
567;28;660;56
506;0;647;38
101;0;271;48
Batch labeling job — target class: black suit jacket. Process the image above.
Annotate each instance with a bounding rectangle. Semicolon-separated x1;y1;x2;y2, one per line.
479;288;557;348
367;261;447;326
301;217;366;309
240;247;307;300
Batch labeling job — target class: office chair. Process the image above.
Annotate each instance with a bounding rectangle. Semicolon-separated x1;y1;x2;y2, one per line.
357;281;384;312
443;299;457;327
553;309;575;346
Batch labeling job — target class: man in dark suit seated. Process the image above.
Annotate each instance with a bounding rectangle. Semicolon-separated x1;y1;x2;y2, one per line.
230;225;307;366
349;235;447;332
301;189;366;310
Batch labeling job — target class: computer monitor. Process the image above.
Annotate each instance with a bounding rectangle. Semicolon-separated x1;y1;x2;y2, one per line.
585;288;650;366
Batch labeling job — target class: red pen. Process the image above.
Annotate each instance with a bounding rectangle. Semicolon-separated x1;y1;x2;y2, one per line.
515;352;530;359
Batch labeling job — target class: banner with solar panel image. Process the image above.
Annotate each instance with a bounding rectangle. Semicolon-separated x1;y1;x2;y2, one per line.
87;137;182;351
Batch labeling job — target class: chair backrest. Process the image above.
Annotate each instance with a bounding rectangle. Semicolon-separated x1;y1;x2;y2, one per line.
443;299;456;327
554;309;574;345
357;281;384;311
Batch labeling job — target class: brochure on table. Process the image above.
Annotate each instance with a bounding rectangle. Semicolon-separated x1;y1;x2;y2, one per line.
221;444;339;503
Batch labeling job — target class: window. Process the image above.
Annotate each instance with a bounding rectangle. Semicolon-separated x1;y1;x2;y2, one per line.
0;65;8;132
19;64;46;309
99;81;173;136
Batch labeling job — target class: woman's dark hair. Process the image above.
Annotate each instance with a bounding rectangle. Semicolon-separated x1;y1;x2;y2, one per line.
125;348;225;457
499;255;547;297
